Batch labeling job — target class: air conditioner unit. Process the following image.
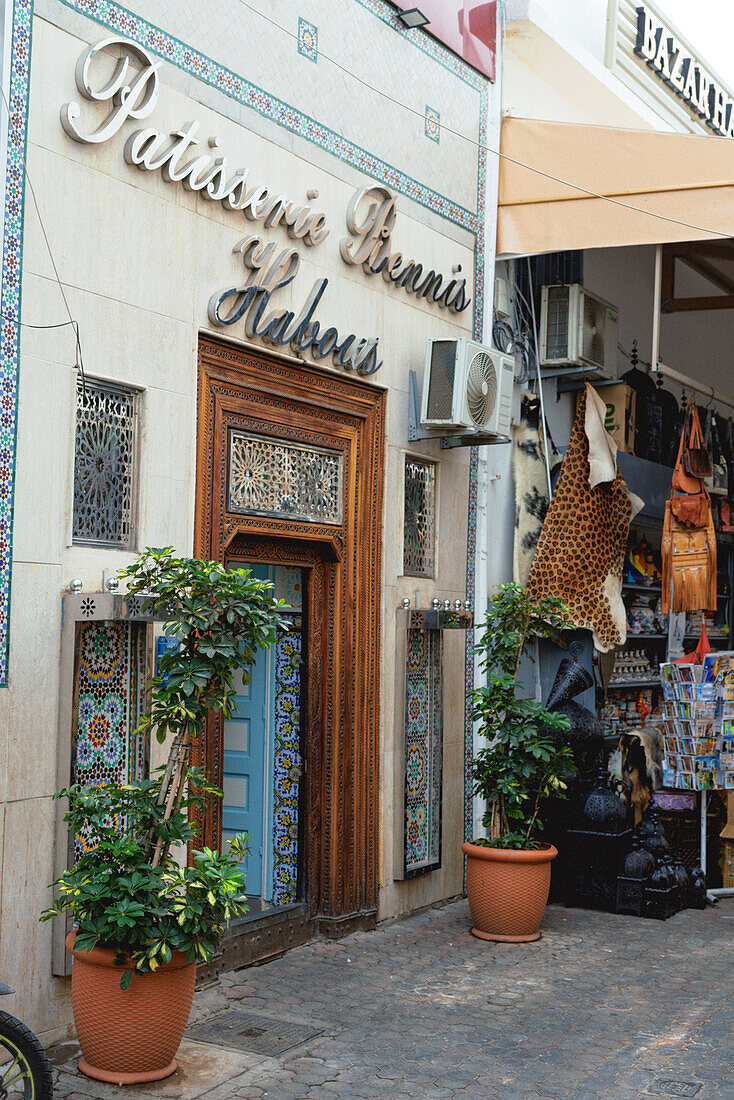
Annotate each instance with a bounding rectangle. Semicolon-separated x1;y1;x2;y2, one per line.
420;339;514;438
539;284;619;379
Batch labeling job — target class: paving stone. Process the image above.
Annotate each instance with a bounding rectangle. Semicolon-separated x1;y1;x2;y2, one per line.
51;899;734;1100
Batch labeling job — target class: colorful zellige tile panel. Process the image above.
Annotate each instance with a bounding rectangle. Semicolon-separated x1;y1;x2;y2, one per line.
404;627;442;875
74;621;147;856
272;612;302;906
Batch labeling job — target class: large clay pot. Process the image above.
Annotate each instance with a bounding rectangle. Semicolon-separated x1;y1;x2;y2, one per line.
462;841;557;942
66;931;196;1084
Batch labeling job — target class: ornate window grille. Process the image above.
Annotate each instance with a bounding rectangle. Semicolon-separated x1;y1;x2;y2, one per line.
73;378;138;547
227;430;343;525
403;455;436;577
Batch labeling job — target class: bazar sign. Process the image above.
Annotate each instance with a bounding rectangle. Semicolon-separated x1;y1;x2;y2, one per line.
60;37;471;376
634;5;734;137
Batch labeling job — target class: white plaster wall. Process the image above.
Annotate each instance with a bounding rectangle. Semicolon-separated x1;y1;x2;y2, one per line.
515;245;734;469
584;246;734;398
3;2;498;1036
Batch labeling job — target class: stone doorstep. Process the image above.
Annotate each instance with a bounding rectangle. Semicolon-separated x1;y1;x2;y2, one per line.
53;1039;272;1100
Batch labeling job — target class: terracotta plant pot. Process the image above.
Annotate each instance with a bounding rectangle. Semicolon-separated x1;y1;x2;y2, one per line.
462;841;558;942
66;931;196;1084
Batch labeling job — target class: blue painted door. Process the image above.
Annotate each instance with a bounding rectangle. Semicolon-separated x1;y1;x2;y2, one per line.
222;565;273;901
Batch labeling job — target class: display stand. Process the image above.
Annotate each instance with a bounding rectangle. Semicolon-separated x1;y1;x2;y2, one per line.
660;651;734;905
700;790;734;904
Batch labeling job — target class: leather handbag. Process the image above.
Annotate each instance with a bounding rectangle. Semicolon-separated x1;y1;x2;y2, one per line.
670;492;710;528
672;406;703;494
681;405;713;480
662;500;717;613
704;414;729;497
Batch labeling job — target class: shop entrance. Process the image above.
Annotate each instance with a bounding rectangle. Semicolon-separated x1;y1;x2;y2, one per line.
195;335;385;977
223;562;304;913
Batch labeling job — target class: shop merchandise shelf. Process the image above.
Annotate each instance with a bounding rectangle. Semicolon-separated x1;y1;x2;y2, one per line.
608;678;661;689
622;582;662;594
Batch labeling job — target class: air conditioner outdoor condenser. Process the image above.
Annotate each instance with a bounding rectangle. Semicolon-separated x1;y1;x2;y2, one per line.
539;284;619;380
420;338;514;439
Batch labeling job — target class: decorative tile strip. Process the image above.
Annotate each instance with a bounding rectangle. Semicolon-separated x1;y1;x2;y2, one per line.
424;105;440;143
297;17;318;63
0;0;33;685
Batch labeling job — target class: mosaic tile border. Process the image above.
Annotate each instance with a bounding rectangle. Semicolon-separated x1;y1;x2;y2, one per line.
4;0;488;834
0;0;33;685
56;0;482;233
272;612;302;907
464;445;479;841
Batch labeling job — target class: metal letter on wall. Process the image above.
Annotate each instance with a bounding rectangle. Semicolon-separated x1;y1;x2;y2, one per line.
403;627;443;876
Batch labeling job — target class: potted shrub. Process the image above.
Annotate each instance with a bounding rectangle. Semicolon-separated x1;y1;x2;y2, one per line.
462;583;575;943
42;548;288;1084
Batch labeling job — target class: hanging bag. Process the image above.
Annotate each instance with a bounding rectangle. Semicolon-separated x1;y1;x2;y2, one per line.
706;414;730;498
672;406;703;495
662;501;717;614
664;403;717;612
681;404;713;480
669;405;712;527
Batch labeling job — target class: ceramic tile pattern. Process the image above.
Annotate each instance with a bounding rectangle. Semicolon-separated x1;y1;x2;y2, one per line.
425;104;440;143
0;0;33;685
73;620;146;857
297;17;318;63
3;0;488;770
404;627;442;875
92;0;485;212
272;610;302;906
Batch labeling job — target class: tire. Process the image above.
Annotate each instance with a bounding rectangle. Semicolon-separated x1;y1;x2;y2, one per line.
0;1010;53;1099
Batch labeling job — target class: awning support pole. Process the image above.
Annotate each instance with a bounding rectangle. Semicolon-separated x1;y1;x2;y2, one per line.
652;361;734;412
649;242;734;411
525;257;553;502
651;243;662;373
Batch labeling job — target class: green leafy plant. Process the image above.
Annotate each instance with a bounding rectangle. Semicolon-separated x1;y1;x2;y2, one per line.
42;774;249;989
470;583;576;850
42;548;290;986
120;548;290;868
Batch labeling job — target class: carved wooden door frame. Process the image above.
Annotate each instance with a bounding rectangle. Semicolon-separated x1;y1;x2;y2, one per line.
195;336;385;926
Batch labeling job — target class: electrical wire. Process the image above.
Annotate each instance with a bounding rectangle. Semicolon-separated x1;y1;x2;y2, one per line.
0;86;86;389
235;0;733;242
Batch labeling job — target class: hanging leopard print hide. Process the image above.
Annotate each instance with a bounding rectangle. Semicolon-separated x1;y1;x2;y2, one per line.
513;393;562;586
527;385;644;652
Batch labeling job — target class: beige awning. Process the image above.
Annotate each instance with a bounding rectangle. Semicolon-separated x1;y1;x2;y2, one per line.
497;117;734;256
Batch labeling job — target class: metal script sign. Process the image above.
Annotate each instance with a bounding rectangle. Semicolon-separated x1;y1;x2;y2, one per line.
635;5;734;137
60;36;472;377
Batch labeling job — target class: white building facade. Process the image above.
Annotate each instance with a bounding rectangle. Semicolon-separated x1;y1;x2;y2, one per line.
0;0;501;1039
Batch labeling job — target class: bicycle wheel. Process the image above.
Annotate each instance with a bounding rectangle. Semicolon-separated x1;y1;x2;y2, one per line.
0;1010;53;1099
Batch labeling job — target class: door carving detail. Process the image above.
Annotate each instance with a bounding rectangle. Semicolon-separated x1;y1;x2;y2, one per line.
195;337;385;923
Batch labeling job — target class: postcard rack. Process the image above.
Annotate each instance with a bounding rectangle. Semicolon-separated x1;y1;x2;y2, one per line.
660;654;734;902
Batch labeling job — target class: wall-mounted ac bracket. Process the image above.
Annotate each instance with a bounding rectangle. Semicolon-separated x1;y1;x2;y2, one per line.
407;370;510;448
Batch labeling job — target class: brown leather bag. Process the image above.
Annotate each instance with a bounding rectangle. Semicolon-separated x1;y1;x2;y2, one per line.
672;406;701;494
670;492;710;529
681;405;713;480
662;500;717;613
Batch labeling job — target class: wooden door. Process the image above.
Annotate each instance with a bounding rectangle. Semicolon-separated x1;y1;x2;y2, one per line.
195;337;385;930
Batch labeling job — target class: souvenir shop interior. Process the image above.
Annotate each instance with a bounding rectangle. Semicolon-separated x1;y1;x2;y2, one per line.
497;239;734;918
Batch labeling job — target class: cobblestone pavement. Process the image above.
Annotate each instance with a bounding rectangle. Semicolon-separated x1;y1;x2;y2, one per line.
53;899;734;1100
